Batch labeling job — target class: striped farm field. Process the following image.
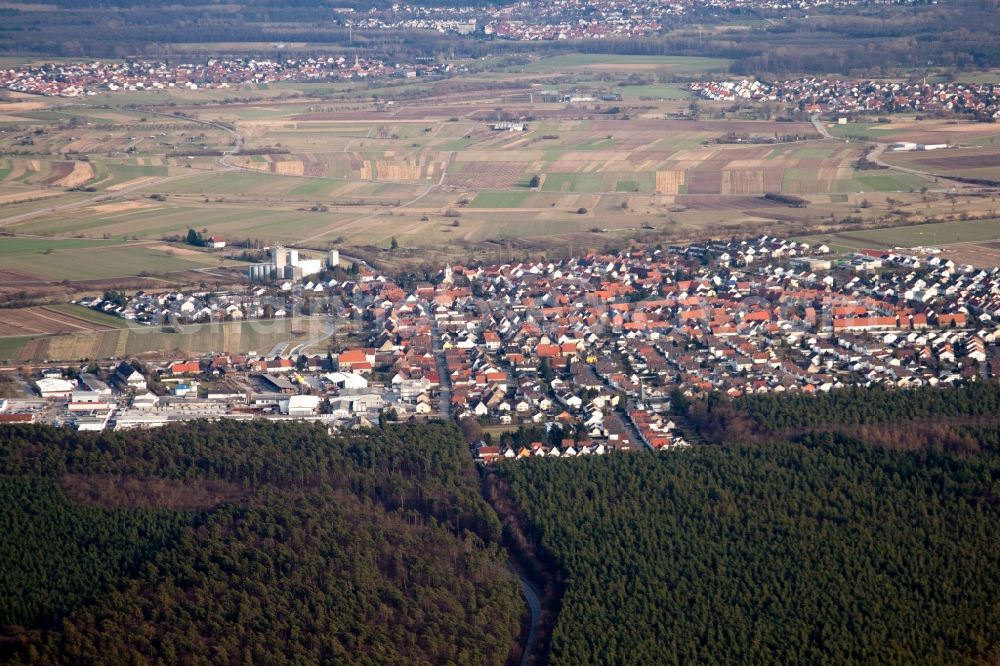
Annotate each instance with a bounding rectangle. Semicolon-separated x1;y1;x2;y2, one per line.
0;157;94;187
0;241;244;281
654;170;685;194
2;317;329;362
2;74;995;279
0;305;124;336
45;304;135;329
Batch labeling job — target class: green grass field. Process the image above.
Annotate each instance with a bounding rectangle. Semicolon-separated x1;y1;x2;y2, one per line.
517;54;731;74
951;71;1000;84
798;218;1000;251
827;124;897;139
854;173;927;192
854;218;1000;246
617;84;691;100
615;174;656;192
0;237;119;255
468;191;530;208
0;243;241;280
156;172;304;196
46;304;135;329
0;336;33;362
541;172;607;193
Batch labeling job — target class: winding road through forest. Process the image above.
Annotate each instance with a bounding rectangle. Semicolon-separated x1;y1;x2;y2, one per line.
510;559;542;666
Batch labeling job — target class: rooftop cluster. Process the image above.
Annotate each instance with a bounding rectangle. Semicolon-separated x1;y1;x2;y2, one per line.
341;0;881;41
11;234;1000;461
0;57;454;97
691;78;1000;119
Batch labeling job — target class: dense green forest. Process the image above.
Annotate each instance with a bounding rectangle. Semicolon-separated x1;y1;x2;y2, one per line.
734;382;1000;431
0;421;523;664
0;476;194;628
5;384;1000;664
500;438;1000;665
685;381;1000;451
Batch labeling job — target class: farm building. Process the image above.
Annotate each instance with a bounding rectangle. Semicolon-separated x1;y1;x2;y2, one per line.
283;394;320;416
36;377;75;399
491;122;526;132
325;372;369;390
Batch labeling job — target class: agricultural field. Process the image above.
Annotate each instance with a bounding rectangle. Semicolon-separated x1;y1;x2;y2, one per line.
0;236;245;281
469;191;530;208
881;146;1000;183
0;304;129;336
2;61;999;284
0;316;329;363
616;83;690;100
828;117;1000;147
513;54;731;74
797;217;1000;266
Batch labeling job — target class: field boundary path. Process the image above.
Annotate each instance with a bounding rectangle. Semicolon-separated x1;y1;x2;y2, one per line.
295;151;456;246
811;113;997;192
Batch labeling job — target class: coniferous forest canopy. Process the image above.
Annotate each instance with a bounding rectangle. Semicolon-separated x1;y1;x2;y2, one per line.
3;383;1000;664
492;382;1000;664
686;381;1000;450
501;440;1000;666
0;421;523;665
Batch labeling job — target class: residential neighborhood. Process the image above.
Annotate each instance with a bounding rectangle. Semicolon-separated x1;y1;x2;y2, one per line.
4;233;1000;463
691;77;1000;120
337;0;880;43
0;57;456;97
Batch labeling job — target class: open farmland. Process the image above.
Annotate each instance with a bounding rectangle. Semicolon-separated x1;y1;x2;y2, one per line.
5;197;363;245
881;146;1000;183
828;117;1000;147
469;191;530;208
1;59;999;281
797;217;1000;266
0;237;246;281
0;316;329;363
0;304;128;336
512;54;731;74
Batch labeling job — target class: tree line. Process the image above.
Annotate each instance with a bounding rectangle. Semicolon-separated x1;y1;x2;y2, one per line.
500;436;1000;665
681;381;1000;448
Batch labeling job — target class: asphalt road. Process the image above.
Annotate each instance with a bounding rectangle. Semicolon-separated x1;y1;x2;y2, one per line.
809;112;989;192
509;559;542;666
431;321;451;419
